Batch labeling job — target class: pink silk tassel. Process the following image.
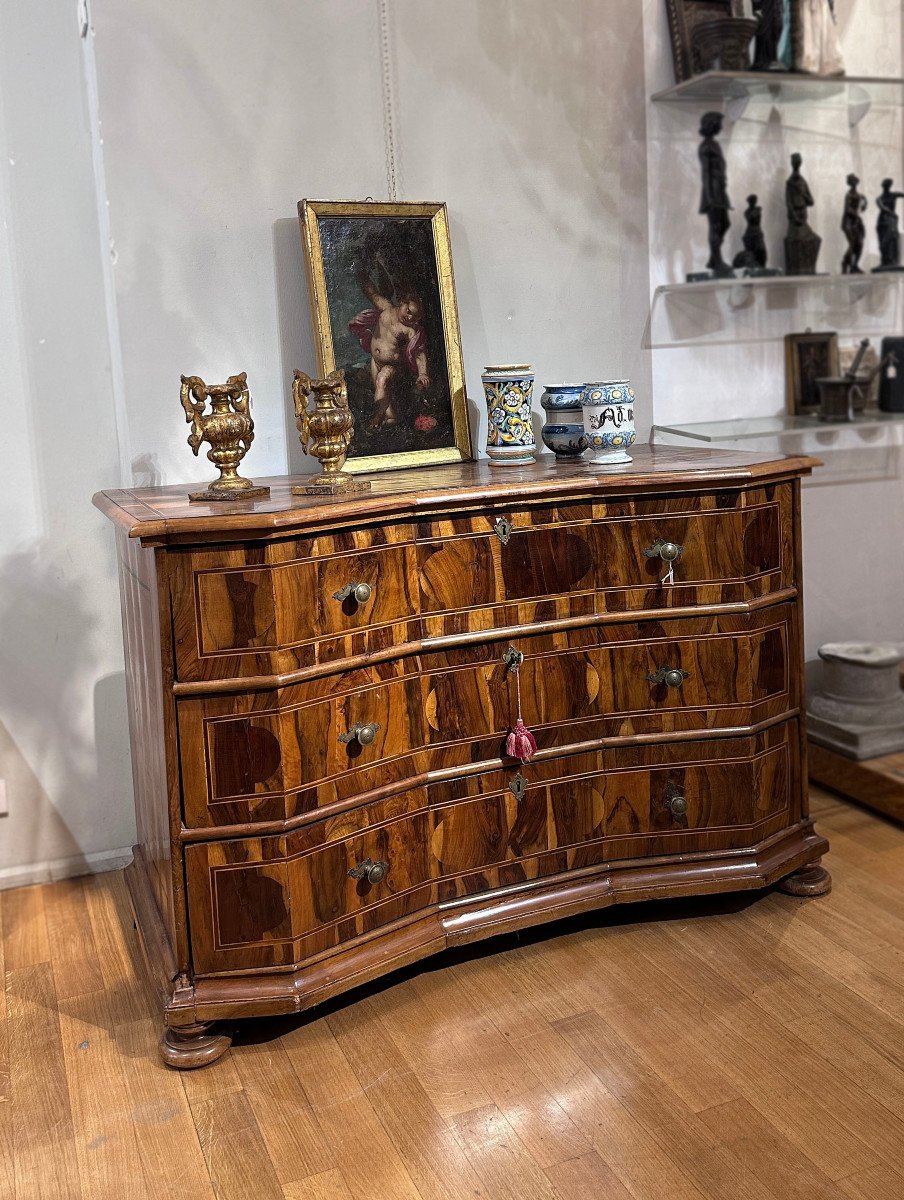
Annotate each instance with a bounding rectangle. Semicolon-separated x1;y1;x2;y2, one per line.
506;660;537;762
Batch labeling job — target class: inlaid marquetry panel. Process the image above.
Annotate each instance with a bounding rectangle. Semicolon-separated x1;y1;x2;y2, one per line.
185;791;435;974
168;485;795;685
423;607;793;745
169;529;420;682
416;486;793;638
178;606;795;830
434;722;797;902
184;723;798;973
178;669;425;829
177;604;797;830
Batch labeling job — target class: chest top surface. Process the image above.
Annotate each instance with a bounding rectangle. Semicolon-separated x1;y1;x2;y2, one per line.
93;445;819;545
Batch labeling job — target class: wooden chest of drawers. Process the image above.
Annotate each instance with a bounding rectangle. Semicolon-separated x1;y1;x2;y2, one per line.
95;447;829;1068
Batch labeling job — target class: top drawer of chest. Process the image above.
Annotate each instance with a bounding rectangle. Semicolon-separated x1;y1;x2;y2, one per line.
167;485;795;684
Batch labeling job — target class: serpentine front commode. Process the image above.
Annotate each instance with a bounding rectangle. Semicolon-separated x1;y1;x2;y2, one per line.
93;446;829;1068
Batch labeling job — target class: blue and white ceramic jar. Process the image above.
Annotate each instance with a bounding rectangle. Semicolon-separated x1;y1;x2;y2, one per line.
482;365;536;466
540;385;587;459
581;380;637;467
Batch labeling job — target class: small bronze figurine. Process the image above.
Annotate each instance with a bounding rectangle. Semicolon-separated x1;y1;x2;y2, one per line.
874;179;904;272
753;0;789;70
179;372;270;503
785;153;822;276
292;369;371;495
841;174;868;274
690;112;734;282
733;194;776;274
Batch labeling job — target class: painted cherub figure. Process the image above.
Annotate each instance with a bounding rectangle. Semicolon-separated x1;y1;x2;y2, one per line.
349;259;431;429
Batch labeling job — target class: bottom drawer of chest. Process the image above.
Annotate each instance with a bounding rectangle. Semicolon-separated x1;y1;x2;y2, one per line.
184;722;800;975
433;722;798;904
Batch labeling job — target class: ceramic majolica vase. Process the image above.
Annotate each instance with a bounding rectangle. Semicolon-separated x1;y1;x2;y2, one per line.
540;385;586;459
581;380;636;467
482;365;536;466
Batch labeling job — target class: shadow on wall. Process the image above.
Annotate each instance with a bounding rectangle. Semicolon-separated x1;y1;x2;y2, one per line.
273;216;317;476
131;453;162;489
0;545;132;892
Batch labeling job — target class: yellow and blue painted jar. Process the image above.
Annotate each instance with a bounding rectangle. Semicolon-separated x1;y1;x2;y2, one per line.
482;365;536;466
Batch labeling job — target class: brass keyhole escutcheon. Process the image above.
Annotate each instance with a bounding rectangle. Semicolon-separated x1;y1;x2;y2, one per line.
502;646;524;672
494;517;514;545
509;773;528;801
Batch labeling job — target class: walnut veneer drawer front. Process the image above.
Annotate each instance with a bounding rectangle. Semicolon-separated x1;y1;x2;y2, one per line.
423;604;795;746
431;724;797;903
185;792;436;974
179;672;426;828
184;723;797;974
417;486;792;635
171;534;418;682
178;605;796;830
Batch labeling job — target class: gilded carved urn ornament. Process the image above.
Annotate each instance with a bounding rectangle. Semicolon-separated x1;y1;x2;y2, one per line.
179;371;270;502
292;369;370;495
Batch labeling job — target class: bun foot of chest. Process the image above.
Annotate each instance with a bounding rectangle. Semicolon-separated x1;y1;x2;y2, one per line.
160;1021;233;1070
777;860;832;897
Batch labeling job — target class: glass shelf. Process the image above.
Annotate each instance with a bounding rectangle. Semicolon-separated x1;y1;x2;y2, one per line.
652;412;904;483
645;272;904;350
653;412;904;443
651;71;904;126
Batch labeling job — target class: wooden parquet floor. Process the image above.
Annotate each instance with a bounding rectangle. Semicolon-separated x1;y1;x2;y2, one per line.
2;788;904;1199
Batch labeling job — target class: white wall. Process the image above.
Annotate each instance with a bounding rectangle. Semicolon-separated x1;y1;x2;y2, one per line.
0;0;133;886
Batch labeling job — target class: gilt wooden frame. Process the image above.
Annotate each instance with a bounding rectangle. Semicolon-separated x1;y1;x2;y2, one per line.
299;200;472;475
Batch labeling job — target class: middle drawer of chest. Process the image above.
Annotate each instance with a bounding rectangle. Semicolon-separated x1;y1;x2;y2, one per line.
178;604;798;830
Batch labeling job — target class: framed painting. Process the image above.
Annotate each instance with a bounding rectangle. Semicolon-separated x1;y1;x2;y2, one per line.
785;330;839;415
299;200;472;474
665;0;749;82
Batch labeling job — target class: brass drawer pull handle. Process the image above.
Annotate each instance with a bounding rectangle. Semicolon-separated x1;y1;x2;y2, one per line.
338;722;379;747
494;517;514;545
642;539;683;563
643;539;683;585
648;667;690;689
333;581;373;604
348;858;388;885
666;784;688;818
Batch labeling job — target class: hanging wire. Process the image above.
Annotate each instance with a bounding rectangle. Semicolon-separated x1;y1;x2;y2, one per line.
378;0;399;201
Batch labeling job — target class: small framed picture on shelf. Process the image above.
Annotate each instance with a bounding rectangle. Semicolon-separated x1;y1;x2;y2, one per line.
664;0;749;83
785;330;839;416
298;199;472;474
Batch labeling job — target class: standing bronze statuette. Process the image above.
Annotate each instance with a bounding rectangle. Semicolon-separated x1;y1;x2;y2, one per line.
180;372;270;502
292;369;371;495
